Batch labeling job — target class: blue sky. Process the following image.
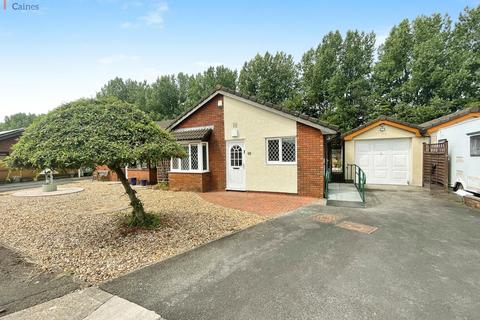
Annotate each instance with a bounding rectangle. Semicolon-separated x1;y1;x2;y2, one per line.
0;0;477;120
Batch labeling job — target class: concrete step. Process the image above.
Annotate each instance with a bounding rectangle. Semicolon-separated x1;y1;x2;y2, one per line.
326;199;365;208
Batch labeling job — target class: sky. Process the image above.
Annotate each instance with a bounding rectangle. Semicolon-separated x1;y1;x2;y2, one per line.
0;0;478;120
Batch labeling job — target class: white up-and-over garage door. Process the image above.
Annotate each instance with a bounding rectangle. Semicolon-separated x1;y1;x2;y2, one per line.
355;139;410;185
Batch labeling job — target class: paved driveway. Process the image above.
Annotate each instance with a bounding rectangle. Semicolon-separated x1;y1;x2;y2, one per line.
102;187;480;320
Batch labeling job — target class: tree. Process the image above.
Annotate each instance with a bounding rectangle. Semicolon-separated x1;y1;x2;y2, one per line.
408;13;452;106
97;77;148;112
372;19;413;118
146;75;180;120
324;30;376;131
239;51;299;105
300;31;343;116
0;113;39;130
445;6;480;106
185;66;238;109
6;97;185;226
177;72;195;111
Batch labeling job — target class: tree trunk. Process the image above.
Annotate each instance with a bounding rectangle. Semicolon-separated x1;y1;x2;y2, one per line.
112;166;146;225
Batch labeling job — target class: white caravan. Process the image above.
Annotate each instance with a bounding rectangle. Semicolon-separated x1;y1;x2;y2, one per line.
436;117;480;194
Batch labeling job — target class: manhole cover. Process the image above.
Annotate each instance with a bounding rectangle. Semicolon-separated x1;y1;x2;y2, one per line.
336;221;378;234
312;214;345;224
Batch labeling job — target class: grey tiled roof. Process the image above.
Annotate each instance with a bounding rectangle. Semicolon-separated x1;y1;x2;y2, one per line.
167;85;339;134
420;107;480;129
172;126;212;141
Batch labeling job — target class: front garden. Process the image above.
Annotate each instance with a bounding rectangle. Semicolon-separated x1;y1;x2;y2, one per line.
0;181;264;283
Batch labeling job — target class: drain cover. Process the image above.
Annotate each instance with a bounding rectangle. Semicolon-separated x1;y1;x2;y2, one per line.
336;221;378;234
312;214;345;224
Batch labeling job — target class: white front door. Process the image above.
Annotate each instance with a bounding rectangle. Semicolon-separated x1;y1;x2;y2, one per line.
226;141;246;190
355;138;410;185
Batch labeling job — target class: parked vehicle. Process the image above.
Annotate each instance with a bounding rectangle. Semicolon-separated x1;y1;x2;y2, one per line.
436;118;480;194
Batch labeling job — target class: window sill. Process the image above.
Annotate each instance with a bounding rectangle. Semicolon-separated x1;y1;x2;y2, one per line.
265;162;297;166
170;170;210;174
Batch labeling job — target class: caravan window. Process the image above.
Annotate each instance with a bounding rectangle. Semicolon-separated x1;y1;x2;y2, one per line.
471;135;480;157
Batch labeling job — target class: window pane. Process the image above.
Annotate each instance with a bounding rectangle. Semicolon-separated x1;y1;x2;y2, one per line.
172;158;179;169
181;146;189;170
281;138;296;162
202;144;208;170
230;145;242;167
191;144;198;170
267;139;280;162
471;136;480;156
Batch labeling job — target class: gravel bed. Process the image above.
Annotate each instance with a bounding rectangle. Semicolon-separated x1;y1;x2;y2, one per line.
0;181;265;283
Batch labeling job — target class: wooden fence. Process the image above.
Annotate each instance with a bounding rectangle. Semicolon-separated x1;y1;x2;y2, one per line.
422;141;448;191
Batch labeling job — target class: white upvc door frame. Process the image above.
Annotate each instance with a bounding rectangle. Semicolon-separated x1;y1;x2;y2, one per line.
226;140;246;191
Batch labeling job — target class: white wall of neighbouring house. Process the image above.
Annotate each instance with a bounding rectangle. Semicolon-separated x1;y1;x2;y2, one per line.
223;95;297;193
344;124;428;186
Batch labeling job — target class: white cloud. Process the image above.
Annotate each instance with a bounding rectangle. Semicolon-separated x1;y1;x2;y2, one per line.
98;54;140;65
140;2;168;26
121;1;168;29
120;21;135;29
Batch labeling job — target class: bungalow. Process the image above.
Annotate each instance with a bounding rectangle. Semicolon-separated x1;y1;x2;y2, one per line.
163;87;338;197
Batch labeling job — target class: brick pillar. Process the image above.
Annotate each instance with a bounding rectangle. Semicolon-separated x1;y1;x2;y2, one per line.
297;122;325;198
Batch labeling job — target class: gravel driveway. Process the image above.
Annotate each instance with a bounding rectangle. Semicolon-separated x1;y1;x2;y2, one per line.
0;181;264;283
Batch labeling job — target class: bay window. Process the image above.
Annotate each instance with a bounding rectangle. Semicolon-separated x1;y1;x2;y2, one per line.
171;142;209;172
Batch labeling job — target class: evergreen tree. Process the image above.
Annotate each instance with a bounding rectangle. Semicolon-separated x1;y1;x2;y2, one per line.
239;51;299;105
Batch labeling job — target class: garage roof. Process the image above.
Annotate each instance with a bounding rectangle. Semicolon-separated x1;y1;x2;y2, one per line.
420;107;480;134
342;116;423;141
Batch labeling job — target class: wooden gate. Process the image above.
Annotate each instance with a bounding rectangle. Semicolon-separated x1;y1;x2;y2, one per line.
422;141;448;191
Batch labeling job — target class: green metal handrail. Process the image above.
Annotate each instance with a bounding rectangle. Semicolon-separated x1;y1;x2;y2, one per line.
325;168;331;198
346;164;366;203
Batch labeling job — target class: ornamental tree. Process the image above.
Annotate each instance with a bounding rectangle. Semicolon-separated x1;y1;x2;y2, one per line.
6;97;185;226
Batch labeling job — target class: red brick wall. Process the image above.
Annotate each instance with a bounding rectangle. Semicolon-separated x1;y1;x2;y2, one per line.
169;172;210;192
95;166;157;184
464;195;480;210
297;122;325;198
174;95;226;191
127;168;157;184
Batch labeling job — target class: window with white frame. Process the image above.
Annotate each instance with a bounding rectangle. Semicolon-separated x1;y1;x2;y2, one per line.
266;137;296;164
171;142;209;172
471;135;480;157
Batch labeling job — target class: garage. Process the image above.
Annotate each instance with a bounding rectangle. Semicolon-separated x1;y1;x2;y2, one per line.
342;117;428;186
355;139;410;185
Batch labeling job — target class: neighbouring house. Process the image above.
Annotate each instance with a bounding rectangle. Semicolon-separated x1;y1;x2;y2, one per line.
421;107;480;193
163;87;339;197
0;128;37;182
